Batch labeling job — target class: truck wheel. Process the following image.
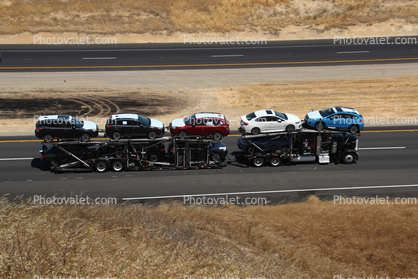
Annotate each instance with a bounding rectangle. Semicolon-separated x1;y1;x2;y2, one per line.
269;157;281;167
94;161;108;172
79;133;90;142
148;130;158;139
112;131;122;140
251;157;265;167
213;132;223;141
342;153;356;164
43;134;54;143
315;122;324;131
251;128;260;135
281;145;290;155
348;125;359;134
286;125;295;132
111;161;124;172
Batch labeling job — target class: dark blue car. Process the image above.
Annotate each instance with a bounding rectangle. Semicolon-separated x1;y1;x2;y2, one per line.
237;135;291;155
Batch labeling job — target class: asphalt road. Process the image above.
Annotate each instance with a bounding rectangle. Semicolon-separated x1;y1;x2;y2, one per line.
1;37;418;71
0;127;417;204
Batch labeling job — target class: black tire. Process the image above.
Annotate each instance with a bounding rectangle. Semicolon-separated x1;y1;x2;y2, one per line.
79;133;90;142
348;125;359;134
112;131;122;140
213;132;223;141
50;158;60;167
148;130;158;140
341;153;356;164
94;161;108;173
247;146;256;155
251;127;260;135
281;145;290;155
43;134;54;143
286;125;295;132
177;131;188;138
268;157;281;167
251;157;265;167
149;153;159;162
111;161;124;172
212;152;222;162
315;122;324;131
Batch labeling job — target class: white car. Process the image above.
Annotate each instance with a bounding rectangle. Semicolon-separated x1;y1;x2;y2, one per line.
240;109;301;135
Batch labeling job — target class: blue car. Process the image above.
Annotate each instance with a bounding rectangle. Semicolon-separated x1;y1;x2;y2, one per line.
237;135;291;155
304;107;364;134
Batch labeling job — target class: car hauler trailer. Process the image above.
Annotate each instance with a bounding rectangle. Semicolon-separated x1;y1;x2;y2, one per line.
235;129;359;167
40;136;225;173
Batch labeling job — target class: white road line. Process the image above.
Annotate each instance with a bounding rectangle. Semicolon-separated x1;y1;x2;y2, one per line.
0;158;34;161
337;51;370;54
359;147;406;150
122;184;418;201
211;55;244;58
82;57;116;60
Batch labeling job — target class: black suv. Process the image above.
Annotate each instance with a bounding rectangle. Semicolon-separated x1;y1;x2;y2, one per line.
105;114;165;140
35;115;98;143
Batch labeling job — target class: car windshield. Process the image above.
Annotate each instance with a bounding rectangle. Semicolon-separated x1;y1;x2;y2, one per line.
72;117;84;128
138;115;150;126
184;114;196;125
246;112;256;121
274;111;288;120
319;108;335;117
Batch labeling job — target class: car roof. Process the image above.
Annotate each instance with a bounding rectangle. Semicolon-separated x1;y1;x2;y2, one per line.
194;112;225;119
111;114;139;120
335;107;360;114
253;109;278;117
38;115;71;121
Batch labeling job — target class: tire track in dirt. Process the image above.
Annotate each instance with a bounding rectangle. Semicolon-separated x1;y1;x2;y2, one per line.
68;98;93;115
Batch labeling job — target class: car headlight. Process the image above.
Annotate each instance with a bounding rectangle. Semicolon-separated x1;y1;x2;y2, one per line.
311;118;317;121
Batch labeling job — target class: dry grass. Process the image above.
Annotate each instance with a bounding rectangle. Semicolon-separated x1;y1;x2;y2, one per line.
0;0;417;34
1;196;418;278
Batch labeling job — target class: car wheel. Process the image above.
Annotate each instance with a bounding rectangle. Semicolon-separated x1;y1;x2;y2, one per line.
112;131;122;140
251;157;265;167
247;146;256;155
213;132;223;141
50;158;60;167
268;157;281;167
177;131;188;138
94;161;108;172
315;122;324;131
43;134;54;143
281;145;290;155
212;152;222;162
348;125;359;134
111;161;124;172
149;153;159;162
342;153;356;164
79;133;90;142
251;127;260;135
148;131;158;140
286;125;295;132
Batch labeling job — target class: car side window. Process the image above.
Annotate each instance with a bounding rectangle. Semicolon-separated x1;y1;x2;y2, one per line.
127;120;137;126
266;116;279;122
255;117;267;122
194;118;207;126
206;119;215;126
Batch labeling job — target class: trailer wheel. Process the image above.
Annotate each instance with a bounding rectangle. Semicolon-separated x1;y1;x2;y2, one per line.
112;131;122;140
94;161;108;172
341;153;356;164
348;125;359;134
148;130;158;140
43;134;54;143
251;128;260;135
50;158;60;166
79;133;90;142
111;161;124;172
269;157;281;167
286;125;295;132
251;157;265;167
281;145;290;155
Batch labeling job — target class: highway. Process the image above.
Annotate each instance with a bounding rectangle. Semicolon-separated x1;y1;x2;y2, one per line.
0;127;417;203
1;37;418;71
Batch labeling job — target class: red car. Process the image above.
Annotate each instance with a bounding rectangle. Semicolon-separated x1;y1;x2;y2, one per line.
169;112;230;140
